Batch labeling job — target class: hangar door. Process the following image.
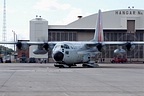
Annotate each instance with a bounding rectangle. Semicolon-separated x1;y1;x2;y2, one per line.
127;20;135;33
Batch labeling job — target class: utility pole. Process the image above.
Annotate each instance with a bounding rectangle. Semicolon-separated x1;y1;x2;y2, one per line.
12;30;15;52
12;30;17;62
2;0;7;56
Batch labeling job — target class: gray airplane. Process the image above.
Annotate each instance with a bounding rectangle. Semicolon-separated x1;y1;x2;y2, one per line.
1;10;144;68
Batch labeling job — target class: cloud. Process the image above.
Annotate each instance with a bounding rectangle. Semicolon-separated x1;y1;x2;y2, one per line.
56;8;83;25
0;8;2;13
7;8;17;14
33;0;85;25
33;0;71;11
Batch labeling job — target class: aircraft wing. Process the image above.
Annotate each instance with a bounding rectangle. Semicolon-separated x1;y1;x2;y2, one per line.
0;41;58;51
103;41;144;45
0;41;58;45
0;41;16;44
1;41;144;46
84;41;144;52
84;41;126;48
128;41;144;45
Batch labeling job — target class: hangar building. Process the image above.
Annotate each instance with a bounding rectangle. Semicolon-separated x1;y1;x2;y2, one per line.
29;9;144;62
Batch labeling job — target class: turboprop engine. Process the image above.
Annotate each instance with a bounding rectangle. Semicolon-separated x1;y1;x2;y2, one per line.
16;42;29;50
96;43;105;52
33;48;47;54
114;46;126;57
33;43;55;54
33;43;49;54
125;42;135;51
16;41;54;55
16;41;48;54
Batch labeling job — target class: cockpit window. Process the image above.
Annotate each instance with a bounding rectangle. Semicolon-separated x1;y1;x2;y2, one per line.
60;44;70;49
64;44;70;49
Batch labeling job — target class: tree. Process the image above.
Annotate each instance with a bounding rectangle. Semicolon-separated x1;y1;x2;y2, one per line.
0;45;14;55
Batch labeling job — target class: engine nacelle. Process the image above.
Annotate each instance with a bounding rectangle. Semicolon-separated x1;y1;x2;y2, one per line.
33;49;47;54
96;43;103;52
43;43;49;51
43;43;55;52
125;42;135;51
16;42;29;50
33;44;48;54
114;48;126;57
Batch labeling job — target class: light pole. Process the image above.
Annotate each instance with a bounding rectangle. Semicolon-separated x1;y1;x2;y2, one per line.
12;30;18;62
12;30;15;52
12;30;17;52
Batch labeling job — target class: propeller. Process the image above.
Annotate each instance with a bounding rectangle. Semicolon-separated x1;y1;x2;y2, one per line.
16;41;22;50
96;43;103;52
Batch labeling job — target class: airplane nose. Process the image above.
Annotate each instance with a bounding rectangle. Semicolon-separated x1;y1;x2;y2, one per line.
53;51;64;62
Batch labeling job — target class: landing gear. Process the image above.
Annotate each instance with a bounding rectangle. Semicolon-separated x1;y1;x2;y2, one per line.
54;63;76;68
54;64;68;68
82;63;99;68
82;61;99;68
68;65;71;68
54;62;98;68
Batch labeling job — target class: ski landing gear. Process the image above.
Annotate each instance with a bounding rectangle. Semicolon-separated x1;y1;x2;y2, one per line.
54;63;76;68
82;61;99;68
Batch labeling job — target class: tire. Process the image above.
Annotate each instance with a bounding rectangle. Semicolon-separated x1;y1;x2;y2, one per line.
111;60;115;63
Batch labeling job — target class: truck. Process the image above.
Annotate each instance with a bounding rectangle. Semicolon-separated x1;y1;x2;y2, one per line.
111;57;127;63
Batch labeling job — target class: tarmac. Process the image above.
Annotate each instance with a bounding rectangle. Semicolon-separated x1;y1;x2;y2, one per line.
0;63;143;96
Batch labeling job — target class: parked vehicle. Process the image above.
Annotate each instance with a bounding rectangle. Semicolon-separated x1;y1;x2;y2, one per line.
111;57;127;63
28;58;36;63
3;55;11;63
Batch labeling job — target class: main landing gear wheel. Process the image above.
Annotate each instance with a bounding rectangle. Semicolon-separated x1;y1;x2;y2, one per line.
54;64;70;68
82;63;99;68
82;64;93;68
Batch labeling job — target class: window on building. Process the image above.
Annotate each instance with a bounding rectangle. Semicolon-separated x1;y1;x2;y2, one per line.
140;33;143;41
73;33;77;41
65;33;68;41
48;32;51;41
57;33;60;41
52;33;55;41
69;33;72;41
61;33;65;41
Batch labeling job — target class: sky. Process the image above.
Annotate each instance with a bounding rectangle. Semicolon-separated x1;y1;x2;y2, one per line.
0;0;144;48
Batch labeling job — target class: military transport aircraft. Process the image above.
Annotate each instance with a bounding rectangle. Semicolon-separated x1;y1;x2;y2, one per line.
1;10;144;68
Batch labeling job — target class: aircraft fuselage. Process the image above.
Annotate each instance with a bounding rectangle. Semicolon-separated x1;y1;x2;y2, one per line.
52;42;100;65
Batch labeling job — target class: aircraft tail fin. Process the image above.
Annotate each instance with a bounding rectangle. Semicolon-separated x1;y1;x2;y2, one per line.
92;10;104;42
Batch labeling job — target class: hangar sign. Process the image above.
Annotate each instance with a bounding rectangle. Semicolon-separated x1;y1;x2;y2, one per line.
115;10;143;15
